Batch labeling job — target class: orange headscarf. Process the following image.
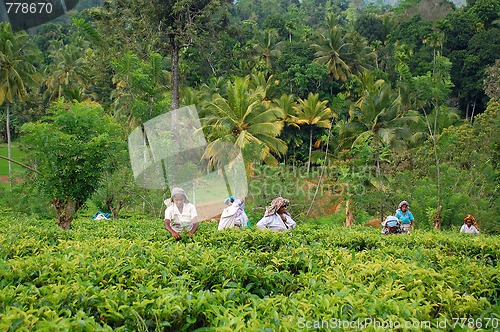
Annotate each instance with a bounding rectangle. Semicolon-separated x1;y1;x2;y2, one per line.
463;214;479;229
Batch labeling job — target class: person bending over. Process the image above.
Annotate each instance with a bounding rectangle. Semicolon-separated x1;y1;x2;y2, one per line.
164;187;199;240
218;196;249;230
381;215;406;235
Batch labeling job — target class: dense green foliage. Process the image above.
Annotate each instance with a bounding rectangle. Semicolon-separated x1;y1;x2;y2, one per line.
0;0;498;232
19;100;125;228
0;3;498;329
0;214;498;330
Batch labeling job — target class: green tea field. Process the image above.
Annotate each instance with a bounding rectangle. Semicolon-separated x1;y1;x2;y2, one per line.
0;213;498;331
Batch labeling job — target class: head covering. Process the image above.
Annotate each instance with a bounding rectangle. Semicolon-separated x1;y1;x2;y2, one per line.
225;196;245;217
463;214;475;222
386;220;398;227
464;214;476;224
224;196;236;205
398;201;409;210
171;187;188;202
265;197;290;217
385;215;399;227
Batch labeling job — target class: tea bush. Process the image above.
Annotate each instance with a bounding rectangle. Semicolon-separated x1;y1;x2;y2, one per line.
0;214;498;331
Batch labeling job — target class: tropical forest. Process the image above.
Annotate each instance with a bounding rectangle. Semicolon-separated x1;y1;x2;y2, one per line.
0;0;499;330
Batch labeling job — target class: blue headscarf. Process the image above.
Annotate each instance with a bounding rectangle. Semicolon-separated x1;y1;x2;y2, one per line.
224;196;245;217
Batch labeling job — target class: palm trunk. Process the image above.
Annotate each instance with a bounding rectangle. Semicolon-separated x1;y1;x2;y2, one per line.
170;34;180;111
345;196;354;227
169;34;181;190
6;103;12;190
376;155;383;223
432;106;442;229
433;205;442;230
470;99;476;124
431;132;441;229
307;127;313;176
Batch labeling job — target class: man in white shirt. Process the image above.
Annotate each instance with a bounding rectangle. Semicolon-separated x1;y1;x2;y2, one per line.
164;187;199;239
257;197;296;232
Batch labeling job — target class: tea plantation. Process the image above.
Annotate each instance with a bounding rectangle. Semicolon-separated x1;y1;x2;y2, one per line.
0;213;498;331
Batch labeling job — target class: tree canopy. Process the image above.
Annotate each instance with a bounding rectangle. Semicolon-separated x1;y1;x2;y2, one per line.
20;100;125;229
0;0;498;232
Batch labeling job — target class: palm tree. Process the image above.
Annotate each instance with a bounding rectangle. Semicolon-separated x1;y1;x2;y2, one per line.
313;26;351;84
292;92;336;175
273;93;297;126
248;72;274;98
272;93;302;167
423;30;445;71
252;29;282;71
202;76;287;169
345;30;376;76
45;43;89;101
347;80;406;150
200;76;228;99
343;78;419;221
0;23;40;189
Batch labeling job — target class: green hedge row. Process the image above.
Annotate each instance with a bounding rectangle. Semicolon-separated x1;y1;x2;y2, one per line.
1;215;498;331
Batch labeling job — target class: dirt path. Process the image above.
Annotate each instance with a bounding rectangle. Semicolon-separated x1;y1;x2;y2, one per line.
195;200;226;222
0;175;23;184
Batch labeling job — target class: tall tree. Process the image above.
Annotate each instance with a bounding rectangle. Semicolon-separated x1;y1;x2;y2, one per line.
412;55;454;229
202;75;287;168
343;78;419;221
313;26;351;84
422;30;444;69
292;92;336;176
152;0;232;110
0;23;41;189
20;100;125;229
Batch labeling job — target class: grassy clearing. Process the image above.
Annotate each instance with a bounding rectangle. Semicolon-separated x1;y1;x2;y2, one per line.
0;142;24;175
